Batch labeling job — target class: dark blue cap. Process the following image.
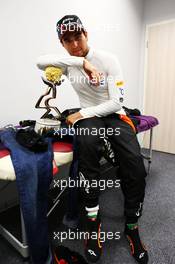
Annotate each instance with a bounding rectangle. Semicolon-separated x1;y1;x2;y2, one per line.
56;15;84;39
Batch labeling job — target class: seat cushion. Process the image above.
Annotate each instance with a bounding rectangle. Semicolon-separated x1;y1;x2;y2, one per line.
0;142;73;181
53;142;73;166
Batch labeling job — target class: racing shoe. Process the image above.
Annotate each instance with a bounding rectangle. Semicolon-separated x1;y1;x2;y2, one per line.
84;216;102;263
125;224;148;264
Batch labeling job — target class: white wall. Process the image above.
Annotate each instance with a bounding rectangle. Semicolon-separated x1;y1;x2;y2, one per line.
144;0;175;25
139;0;175;113
136;0;175;145
0;0;144;126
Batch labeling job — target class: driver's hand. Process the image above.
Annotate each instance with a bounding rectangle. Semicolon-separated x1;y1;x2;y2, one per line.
83;59;101;86
66;112;84;126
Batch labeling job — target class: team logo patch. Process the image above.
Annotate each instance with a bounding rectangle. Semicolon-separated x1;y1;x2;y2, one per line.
116;81;124;87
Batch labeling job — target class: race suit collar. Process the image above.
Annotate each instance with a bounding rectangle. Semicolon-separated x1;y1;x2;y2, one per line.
85;47;93;60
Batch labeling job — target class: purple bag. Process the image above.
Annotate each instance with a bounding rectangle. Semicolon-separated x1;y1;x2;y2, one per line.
134;115;159;133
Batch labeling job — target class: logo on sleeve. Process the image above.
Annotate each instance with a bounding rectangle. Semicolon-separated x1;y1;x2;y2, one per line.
115;81;124;87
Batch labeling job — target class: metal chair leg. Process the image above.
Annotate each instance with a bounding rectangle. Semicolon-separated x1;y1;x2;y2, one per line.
0;208;29;258
141;128;153;175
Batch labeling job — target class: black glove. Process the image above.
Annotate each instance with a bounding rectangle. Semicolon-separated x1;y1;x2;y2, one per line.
16;129;48;152
19;120;36;127
123;106;141;116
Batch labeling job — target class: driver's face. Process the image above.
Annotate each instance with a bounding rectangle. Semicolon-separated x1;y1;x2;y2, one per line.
61;31;89;57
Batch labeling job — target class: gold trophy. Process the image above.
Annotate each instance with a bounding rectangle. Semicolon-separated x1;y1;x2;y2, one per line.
35;67;64;135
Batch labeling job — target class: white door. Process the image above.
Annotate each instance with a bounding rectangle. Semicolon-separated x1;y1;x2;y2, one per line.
143;20;175;154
